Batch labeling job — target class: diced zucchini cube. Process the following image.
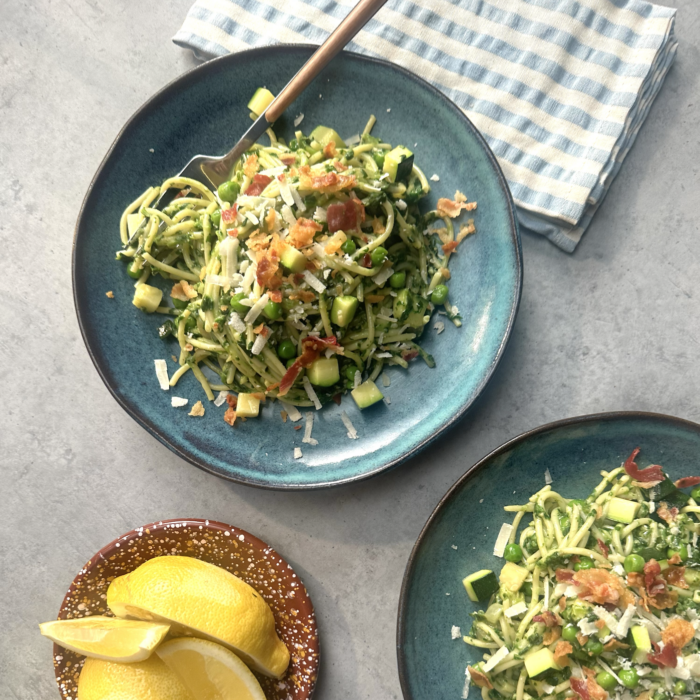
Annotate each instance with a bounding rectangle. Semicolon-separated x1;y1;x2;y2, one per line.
331;296;358;328
309;125;346;149
236;393;260;418
524;648;561;679
351;380;384;409
462;570;499;602
307;358;340;387
499;562;529;592
607;497;640;524
630;625;651;663
247;87;275;116
132;284;163;313
382;145;414;183
280;246;307;273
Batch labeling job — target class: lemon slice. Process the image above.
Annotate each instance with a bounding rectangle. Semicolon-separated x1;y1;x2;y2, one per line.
78;656;194;700
39;616;170;662
157;637;267;700
107;556;289;678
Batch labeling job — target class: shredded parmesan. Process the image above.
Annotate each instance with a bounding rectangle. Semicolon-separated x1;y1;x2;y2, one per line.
341;411;358;439
279;182;295;208
395;199;407;210
313;206;327;222
451;625;462;640
616;604;636;638
544;468;553;485
294;447;303;459
578;618;599;636
154;360;169;390
493;523;513;557
483;645;509;672
593;606;620;636
302;377;322;410
373;266;394;287
214;391;229;407
381;372;391;387
353;371;362;389
228;312;246;333
290;185;306;211
541;684;556;695
294;113;304;127
281;204;297;226
244;293;269;324
302;411;318;445
597;659;623;685
430;173;440;181
251;327;271;355
504;601;528;618
280;401;302;422
303;269;326;293
461;668;471;700
171;396;188;407
434;321;445;334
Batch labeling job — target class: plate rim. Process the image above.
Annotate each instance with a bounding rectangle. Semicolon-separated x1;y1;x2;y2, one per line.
52;517;319;699
395;409;700;698
72;44;522;491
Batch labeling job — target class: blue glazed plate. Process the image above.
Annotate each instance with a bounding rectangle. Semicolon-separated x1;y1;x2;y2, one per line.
73;45;521;489
397;411;700;699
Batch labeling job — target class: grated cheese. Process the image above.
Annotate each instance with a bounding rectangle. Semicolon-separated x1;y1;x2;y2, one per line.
341;411;358;439
354;371;362;388
313;206;327;222
504;601;528;618
323;268;331;279
154;360;170;390
302;411;318;445
290;185;306;211
616;604;636;638
430;173;440;181
302;269;326;294
461;668;471;700
381;372;391;387
228;312;246;333
302;377;322;410
280;401;302;422
541;684;556;695
577;619;599;636
293;113;304;127
279;182;295;208
244;293;269;324
171;396;188;407
251;327;271;355
214;391;229;407
294;447;303;459
375;352;393;359
451;625;461;640
493;523;513;557
281;204;297;226
593;606;619;636
373;266;394;287
434;321;445;334
545;468;553;485
395;199;407;210
483;645;509;672
246;211;259;225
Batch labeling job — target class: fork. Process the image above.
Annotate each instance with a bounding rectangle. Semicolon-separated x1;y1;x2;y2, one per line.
126;0;388;247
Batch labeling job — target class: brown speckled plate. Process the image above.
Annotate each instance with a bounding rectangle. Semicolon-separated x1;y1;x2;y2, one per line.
52;518;319;700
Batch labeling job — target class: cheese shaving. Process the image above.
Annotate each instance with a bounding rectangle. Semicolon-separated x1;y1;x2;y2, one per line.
373;266;394;287
279;182;295;208
578;618;599;636
244;293;269;324
303;269;326;293
434;321;445;334
280;401;302;422
154;359;170;390
251;327;271;355
354;371;362;389
493;523;513;557
228;312;246;333
293;113;304;126
451;625;461;640
171;396;188;407
302;411;318;445
593;606;619;636
313;206;327;222
461;668;471;700
544;468;553;485
341;411;358;439
543;576;550;609
381;372;391;387
302;377;322;410
430;173;440;181
504;601;528;618
290;185;306;211
280;204;297;226
214;391;229;407
616;604;636;638
483;645;509;672
294;447;303;459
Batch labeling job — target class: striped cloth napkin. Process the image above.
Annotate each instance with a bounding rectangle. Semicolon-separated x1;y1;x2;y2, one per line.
173;0;678;252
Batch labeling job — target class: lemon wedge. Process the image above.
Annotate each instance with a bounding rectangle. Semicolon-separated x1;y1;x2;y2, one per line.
107;556;289;678
39;616;170;662
157;637;267;700
77;656;194;700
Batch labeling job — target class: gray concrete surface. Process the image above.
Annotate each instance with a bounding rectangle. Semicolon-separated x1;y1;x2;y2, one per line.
1;1;699;697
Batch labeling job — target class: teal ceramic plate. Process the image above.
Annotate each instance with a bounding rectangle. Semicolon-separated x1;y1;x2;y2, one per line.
74;45;521;489
397;411;700;699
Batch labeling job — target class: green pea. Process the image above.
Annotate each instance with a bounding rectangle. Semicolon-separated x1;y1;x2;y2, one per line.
341;239;356;255
389;271;406;289
561;624;578;643
618;669;638;689
574;557;594;571
372;151;385;169
286;358;296;369
595;672;617;691
345;365;360;381
126;263;143;279
691;486;700;501
624;554;645;573
263;300;282;320
217;180;240;203
185;316;197;332
584;639;603;656
277;339;296;360
430;284;449;305
667;546;689;562
673;681;687;695
504;543;523;563
171;297;188;310
210;210;221;228
230;292;248;314
370;246;387;266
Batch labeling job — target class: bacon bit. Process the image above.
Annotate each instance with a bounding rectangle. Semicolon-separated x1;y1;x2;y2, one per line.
227;228;238;237
442;240;459;254
184;343;194;352
298;165;356;193
189;400;205;417
556;569;575;582
597;539;610;558
280;155;296;166
594;619;606;630
648;641;678;668
250;392;266;402
581;669;607;700
533;611;559;627
223;394;238;426
288;217;323;249
543;626;561;645
331;393;342;406
268;290;283;304
667;553;682;566
247;230;270;252
456;221;476;244
674;476;700;488
253;323;265;334
576;632;589;646
623;448;664;486
365;294;384;303
559;596;567;610
173;188;191;199
333;159;348;171
327;199;364;233
359;253;372;268
603;639;630;651
289;290;316;302
440;266;451;280
664;565;688;590
569;678;590;700
402;349;419;362
105;290;114;298
656;502;679;524
278;336;343;397
662;618;695;650
256;234;283;288
171;280;198;301
294;425;302;431
323;142;337;159
553;641;573;667
281;411;287;423
371;217;386;235
627;571;677;611
324;230;347;255
437;197;477;218
245;173;272;196
467;667;492;689
571;569;629;607
644;560;667;596
243;154;259;178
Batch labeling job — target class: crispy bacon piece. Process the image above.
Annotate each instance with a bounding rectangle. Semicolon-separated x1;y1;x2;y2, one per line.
647;641;678;668
553;640;573;667
324;231;347;255
268;290;283;304
221;204;238;223
597;539;610;558
327;199;365;233
569;678;590;700
675;476;700;488
436;197;477;218
280;154;296;166
556;569;575;582
402;349;419;362
227;228;238;237
467;667;492;689
278;336;343;397
644;560;666;596
289;290;316;302
623;448;664;486
223;394;238;426
255;234;283;289
627;571;678;611
298;165;357;193
664;565;688;589
333;159;348;171
287;217;323;249
559;596;567;610
442;241;459;254
572;568;631;607
243;154;259;178
668;553;682;566
662;618;695;650
543;626;561;645
245;173;272;196
532;611;559;627
360;253;372;268
656;502;679;524
331;393;342;406
323;141;337;159
171;280;198;302
603;639;629;651
581;669;608;700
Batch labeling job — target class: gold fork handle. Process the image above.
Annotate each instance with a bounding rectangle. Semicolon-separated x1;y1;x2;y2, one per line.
265;0;389;123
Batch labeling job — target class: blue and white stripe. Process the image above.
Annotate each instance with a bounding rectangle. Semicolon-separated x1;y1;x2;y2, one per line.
174;0;677;251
